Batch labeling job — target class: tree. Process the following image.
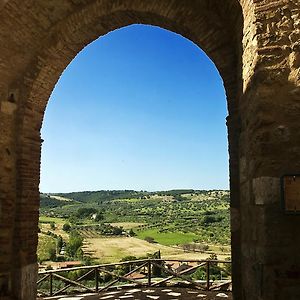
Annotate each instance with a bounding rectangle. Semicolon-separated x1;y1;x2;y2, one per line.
112;226;123;235
119;255;138;274
48;246;56;261
76;207;98;219
95;212;104;222
207;253;221;279
66;232;83;258
62;223;71;232
223;257;231;275
56;236;63;253
193;266;206;280
202;215;217;225
50;222;56;230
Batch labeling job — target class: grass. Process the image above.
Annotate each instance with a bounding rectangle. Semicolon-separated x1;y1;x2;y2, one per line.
82;236;181;263
37;233;56;261
82;236;230;263
136;229;197;246
39;216;66;224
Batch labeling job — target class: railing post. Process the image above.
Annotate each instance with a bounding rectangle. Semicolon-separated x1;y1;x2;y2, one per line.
148;260;151;286
206;261;210;291
50;273;53;296
95;267;99;292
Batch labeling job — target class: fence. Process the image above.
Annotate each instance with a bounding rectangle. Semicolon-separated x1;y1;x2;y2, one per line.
37;259;231;297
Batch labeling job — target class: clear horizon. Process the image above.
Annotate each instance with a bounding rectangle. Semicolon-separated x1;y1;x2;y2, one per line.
40;24;229;193
41;188;230;194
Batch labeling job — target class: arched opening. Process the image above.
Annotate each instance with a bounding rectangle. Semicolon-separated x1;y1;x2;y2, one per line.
40;24;230;192
2;1;300;300
38;23;231;271
0;1;246;299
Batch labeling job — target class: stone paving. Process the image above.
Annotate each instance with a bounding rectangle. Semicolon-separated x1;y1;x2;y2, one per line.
42;288;232;300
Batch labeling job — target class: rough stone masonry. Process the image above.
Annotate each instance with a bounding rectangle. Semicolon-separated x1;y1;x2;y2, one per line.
0;0;299;299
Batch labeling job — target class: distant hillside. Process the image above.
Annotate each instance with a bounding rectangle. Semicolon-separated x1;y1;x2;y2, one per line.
52;190;149;203
40;194;75;208
41;189;228;206
40;189;229;208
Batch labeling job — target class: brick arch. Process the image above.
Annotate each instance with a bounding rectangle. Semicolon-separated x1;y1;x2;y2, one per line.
1;1;245;299
25;4;242;118
4;1;300;300
7;2;243;299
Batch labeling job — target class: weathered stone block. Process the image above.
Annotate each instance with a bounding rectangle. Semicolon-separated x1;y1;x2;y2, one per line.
253;177;280;205
0;101;17;115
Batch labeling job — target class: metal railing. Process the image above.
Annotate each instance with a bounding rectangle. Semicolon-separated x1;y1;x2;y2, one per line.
37;259;231;297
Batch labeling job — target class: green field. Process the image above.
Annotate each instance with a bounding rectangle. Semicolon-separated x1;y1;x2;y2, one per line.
136;229;197;246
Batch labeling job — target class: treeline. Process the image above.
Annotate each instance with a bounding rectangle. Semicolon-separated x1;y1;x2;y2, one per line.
40;194;71;208
52;190;150;203
40;189;230;207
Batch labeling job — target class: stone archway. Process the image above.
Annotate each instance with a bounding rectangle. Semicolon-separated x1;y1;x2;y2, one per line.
0;1;299;299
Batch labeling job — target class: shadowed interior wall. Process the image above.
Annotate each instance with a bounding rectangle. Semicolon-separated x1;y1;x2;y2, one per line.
0;0;299;299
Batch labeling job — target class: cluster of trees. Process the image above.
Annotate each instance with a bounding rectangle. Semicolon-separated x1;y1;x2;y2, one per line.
53;190;151;203
65;231;83;258
75;224;124;236
64;207;104;224
40;194;71;208
38;233;64;262
38;219;85;263
182;243;209;253
75;207;103;220
156;189;194;196
48;231;83;261
202;214;224;225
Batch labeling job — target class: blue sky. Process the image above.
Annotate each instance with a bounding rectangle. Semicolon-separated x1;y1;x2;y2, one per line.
40;25;229;193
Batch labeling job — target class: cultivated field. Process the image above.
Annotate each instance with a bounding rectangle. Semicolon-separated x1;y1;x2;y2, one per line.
39;216;69;240
82;236;230;263
39;216;66;224
38;190;231;264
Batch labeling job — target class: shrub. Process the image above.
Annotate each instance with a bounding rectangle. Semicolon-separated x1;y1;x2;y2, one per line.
128;229;136;236
48;247;56;261
144;236;156;243
62;223;71;232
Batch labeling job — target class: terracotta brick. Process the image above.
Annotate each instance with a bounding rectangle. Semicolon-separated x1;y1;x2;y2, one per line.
0;0;299;299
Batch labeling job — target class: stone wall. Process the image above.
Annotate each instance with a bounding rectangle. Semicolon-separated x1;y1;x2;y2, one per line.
0;0;299;299
239;1;300;299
